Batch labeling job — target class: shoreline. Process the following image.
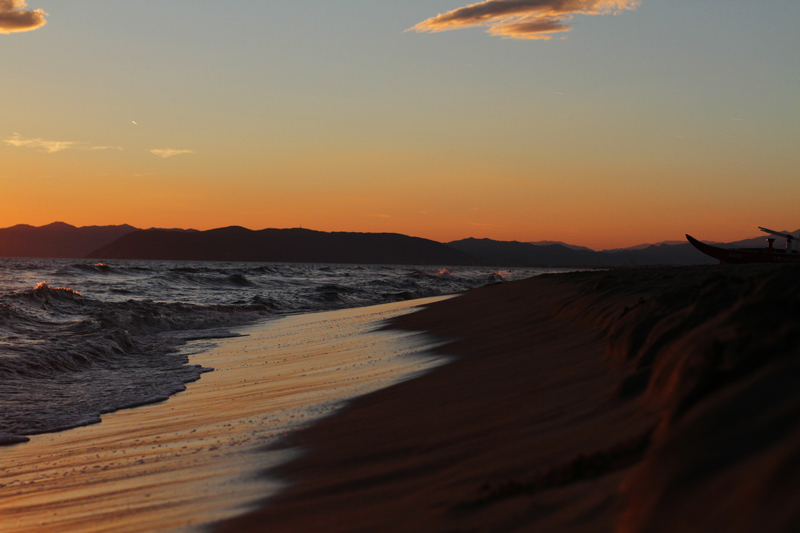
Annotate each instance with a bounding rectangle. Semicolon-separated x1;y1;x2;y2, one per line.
0;297;453;533
216;264;800;532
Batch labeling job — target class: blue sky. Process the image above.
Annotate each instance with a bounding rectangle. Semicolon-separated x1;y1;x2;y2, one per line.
2;1;798;247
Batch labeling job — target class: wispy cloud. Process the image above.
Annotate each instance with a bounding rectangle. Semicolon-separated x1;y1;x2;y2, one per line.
4;133;120;153
0;0;47;34
5;134;76;153
410;0;639;40
88;145;123;151
150;149;195;159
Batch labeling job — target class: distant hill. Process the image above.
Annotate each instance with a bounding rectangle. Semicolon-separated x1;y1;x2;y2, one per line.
447;238;716;267
603;240;690;252
4;221;783;266
88;227;477;265
528;240;595;252
451;239;599;267
0;222;138;259
724;229;800;249
605;242;717;266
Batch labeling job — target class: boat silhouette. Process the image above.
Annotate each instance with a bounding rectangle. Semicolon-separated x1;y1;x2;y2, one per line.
687;227;800;264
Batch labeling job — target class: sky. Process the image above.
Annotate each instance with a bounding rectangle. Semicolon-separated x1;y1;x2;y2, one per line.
1;0;798;249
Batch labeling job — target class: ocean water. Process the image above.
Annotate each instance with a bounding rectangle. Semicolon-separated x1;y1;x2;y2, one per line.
0;258;560;441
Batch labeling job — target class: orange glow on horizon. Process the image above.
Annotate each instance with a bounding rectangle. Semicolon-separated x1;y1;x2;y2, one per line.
1;146;793;250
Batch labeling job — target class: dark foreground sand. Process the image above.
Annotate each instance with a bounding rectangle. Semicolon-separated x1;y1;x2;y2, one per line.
217;265;800;533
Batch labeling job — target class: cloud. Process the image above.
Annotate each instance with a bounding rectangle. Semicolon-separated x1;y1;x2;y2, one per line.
86;145;123;152
4;133;120;153
0;0;47;34
410;0;639;40
150;148;195;158
4;133;78;153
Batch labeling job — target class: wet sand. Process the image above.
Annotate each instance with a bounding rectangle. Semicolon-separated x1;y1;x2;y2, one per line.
217;265;800;533
0;297;453;533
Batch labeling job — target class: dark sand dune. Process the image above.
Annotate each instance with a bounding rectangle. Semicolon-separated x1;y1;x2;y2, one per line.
216;265;800;532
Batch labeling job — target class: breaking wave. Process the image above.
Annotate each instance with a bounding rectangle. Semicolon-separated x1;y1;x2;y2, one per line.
0;258;562;441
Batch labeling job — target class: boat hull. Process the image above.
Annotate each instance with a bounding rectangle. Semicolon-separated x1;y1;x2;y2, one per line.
686;234;800;264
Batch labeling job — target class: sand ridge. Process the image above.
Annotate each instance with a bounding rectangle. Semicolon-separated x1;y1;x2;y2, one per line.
217;265;800;532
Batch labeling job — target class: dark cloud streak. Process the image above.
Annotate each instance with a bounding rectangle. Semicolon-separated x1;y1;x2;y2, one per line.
0;0;47;34
411;0;638;40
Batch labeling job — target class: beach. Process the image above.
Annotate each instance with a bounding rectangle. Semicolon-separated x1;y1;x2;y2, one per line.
3;265;800;532
216;265;800;532
0;297;454;532
5;1;795;530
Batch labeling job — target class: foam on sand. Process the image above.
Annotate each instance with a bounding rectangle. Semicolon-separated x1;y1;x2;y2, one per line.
0;296;453;533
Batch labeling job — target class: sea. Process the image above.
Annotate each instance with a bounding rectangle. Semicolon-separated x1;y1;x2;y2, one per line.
0;258;561;441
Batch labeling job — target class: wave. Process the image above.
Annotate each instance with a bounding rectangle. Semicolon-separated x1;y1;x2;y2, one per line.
73;263;114;274
0;282;270;436
382;290;422;301
488;271;508;282
159;269;257;289
170;266;203;273
248;265;279;274
227;273;254;286
0;259;559;439
15;282;83;306
248;294;283;311
406;268;458;280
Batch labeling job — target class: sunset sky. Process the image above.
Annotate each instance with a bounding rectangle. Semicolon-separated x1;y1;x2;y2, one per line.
2;1;798;249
